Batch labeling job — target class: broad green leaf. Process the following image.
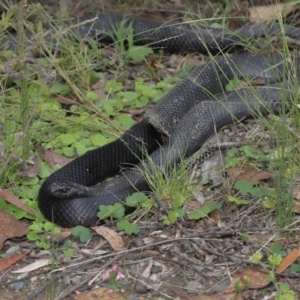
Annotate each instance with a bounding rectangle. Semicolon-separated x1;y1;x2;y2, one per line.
270;244;286;256
227;196;249;205
105;80;124;93
86;91;98;101
59;134;77;146
22;178;39;186
234;180;254;195
188;202;222;220
126;46;153;61
90;133;107;147
0;198;6;209
27;231;39;241
121;91;137;103
176;208;186;218
51;83;69;95
116;220;140;235
63;147;75;158
168;210;179;224
171;194;185;210
98;203;125;220
72;226;91;243
116;114;134;130
178;65;195;78
290;264;300;273
73;143;87;156
125;192;149;207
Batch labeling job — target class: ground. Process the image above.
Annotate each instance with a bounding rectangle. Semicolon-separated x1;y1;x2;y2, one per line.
0;0;300;299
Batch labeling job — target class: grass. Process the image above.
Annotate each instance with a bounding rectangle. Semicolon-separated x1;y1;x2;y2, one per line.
0;0;300;298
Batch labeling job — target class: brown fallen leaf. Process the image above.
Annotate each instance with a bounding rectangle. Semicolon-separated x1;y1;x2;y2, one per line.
233;267;270;289
276;248;300;274
92;226;125;251
189;294;243;300
0;211;28;250
0;252;28;271
12;258;50;273
49;228;73;242
248;3;294;23
35;142;70;168
0;190;35;216
228;167;272;185
74;287;125;300
189;267;270;300
56;95;78;105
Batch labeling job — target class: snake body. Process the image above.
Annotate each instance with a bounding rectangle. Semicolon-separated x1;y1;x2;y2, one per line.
4;13;300;226
40;53;299;227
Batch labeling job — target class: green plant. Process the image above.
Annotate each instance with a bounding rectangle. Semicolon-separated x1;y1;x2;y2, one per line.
72;226;92;242
97;192;154;235
160;194;186;225
225;145;269;169
105;18;153;65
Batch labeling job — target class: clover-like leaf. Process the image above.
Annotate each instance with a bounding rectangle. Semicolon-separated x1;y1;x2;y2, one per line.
98;203;125;220
188;202;222;220
227;196;249;205
72;226;91;243
171;194;185;210
116;220;140;235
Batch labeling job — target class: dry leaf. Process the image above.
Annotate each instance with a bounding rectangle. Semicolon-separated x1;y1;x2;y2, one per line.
190;267;270;300
49;228;73;241
233;267;270;289
12;259;50;273
74;287;125;300
0;252;28;271
141;260;153;278
92;226;125;251
248;4;294;23
0;189;35;216
276;248;300;274
0;211;28;250
35;143;70;168
228;167;272;184
190;295;243;300
56;95;78;105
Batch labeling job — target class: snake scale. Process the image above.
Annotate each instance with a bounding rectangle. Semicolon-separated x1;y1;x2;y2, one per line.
4;13;300;227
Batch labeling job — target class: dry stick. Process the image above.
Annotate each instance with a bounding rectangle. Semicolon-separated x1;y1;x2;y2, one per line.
1;225;298;289
154;195;300;278
26;255;122;300
152;193;260;266
55;255;123;300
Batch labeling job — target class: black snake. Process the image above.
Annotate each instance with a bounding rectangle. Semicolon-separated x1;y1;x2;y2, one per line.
4;13;300;227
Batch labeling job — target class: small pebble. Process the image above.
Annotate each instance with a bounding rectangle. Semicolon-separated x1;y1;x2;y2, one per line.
150;265;162;274
8;273;28;291
134;281;148;293
5;246;21;258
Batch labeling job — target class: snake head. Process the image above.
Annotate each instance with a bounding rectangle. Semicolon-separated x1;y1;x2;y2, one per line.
49;182;90;199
